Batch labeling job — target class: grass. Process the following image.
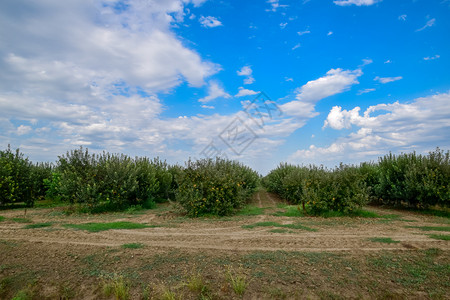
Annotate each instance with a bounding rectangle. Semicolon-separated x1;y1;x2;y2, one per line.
11;218;32;223
406;226;450;232
236;205;265;216
23;223;52;229
368;237;400;244
428;234;450;241
185;273;210;297
64;221;153;232
0;216;5;222
242;221;317;231
102;274;130;300
273;205;305;217
226;267;248;296
269;228;289;233
121;243;145;249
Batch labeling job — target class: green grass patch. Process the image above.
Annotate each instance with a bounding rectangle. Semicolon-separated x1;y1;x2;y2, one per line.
407;226;450;232
121;243;145;249
368;237;400;244
0;216;4;222
269;228;289;233
242;221;317;231
24;223;52;229
428;234;450;241
236;205;265;216
11;218;33;223
273;205;305;217
64;221;153;232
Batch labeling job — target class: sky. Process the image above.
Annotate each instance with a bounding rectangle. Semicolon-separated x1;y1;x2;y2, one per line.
0;0;449;174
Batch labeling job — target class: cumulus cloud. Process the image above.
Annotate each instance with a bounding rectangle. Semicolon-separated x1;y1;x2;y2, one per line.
374;76;402;84
334;0;382;6
235;87;259;97
199;16;223;28
290;91;450;164
416;18;436;32
0;0;223;160
280;68;362;118
198;81;231;103
237;66;255;85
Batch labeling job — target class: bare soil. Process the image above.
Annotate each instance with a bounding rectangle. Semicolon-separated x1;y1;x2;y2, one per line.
0;191;449;299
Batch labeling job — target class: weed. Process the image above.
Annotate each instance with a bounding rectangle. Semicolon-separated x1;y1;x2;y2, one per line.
428;234;450;241
225;266;248;296
0;277;12;297
273;205;304;217
185;272;211;298
242;221;317;231
236;205;265;216
122;242;145;249
64;221;153;232
269;228;289;233
58;282;76;299
368;237;400;244
407;226;450;232
23;222;52;229
160;288;179;300
102;274;130;300
0;216;4;222
11;284;35;300
11;218;32;223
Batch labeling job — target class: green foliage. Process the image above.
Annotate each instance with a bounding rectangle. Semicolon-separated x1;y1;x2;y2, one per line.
375;148;449;208
52;147;172;212
263;164;368;215
175;158;259;217
0;146;34;207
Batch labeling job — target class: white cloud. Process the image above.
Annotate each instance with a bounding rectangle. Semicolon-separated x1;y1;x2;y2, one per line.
237;66;255;85
291;91;450;164
416;18;436;32
281;68;362;118
198;81;231;103
285;77;294;82
327;31;333;36
357;88;375;95
398;14;407;21
201;105;215;109
384;59;392;64
292;44;301;50
17;125;32;136
334;0;382;6
374;76;403;84
280;22;288;29
323;106;361;130
424;54;440;60
199;16;223;28
266;0;288;12
237;66;253;76
244;76;255;85
297;30;311;36
235;87;259;97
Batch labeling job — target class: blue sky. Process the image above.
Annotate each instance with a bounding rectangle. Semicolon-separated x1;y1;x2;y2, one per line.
0;0;449;174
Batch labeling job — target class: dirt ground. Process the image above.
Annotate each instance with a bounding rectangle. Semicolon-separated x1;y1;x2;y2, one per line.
0;191;449;299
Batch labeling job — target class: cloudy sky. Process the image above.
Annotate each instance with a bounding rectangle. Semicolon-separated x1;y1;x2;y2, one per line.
1;0;449;174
